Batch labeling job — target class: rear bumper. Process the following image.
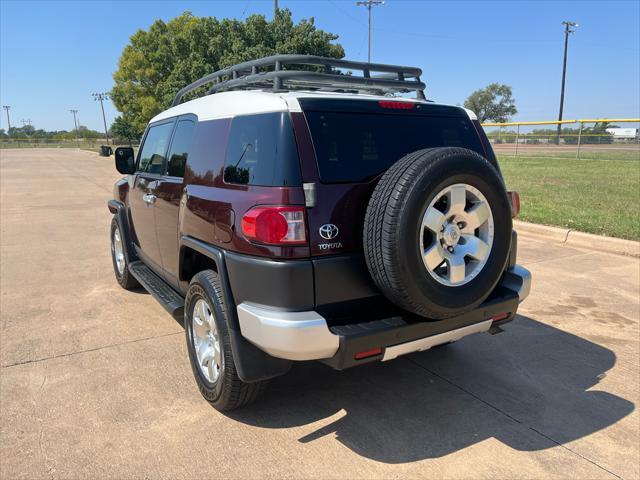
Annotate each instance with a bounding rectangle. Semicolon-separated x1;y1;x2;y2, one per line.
237;265;531;366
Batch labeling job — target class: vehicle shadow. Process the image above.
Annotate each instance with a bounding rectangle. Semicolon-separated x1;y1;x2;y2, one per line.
225;315;634;463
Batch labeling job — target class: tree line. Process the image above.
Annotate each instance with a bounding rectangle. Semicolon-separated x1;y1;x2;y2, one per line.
0;125;105;141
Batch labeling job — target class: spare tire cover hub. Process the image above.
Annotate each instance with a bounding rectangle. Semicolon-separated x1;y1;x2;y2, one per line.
421;183;494;287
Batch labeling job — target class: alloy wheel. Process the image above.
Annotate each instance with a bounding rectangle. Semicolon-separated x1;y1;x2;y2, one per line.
420;183;494;286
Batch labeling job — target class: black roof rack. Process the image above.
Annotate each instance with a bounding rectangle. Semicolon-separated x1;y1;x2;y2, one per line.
171;55;426;107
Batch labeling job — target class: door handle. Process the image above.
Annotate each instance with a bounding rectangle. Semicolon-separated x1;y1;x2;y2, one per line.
143;193;157;205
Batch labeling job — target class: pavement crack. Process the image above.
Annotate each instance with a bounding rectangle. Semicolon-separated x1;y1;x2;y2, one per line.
1;331;182;368
524;250;595;266
405;356;623;480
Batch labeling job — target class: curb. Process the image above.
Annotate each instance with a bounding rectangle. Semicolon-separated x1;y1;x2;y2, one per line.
514;220;640;258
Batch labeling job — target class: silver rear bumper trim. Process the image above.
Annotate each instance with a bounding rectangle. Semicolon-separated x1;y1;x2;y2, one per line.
382;320;493;361
237;303;339;361
502;265;532;303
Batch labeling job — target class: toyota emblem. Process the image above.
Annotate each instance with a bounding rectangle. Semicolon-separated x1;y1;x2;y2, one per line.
319;224;339;240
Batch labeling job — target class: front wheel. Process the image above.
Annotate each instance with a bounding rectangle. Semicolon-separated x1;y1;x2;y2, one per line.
185;270;268;411
110;217;139;290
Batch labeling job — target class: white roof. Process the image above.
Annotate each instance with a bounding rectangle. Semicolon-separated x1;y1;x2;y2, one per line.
150;89;474;123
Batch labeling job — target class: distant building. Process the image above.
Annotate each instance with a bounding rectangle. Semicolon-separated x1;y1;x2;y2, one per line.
606;127;639;139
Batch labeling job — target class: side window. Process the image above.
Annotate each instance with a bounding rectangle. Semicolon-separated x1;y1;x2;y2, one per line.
166;119;196;177
138;122;174;174
223;112;301;187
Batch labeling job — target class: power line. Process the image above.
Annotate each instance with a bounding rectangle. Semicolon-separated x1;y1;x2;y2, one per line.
557;21;578;143
356;0;384;63
329;0;367;28
92;92;110;145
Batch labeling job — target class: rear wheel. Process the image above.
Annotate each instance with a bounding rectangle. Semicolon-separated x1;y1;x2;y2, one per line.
185;270;268;411
364;147;512;319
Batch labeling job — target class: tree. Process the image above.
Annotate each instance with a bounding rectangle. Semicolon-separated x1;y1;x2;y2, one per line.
111;9;345;132
463;83;517;123
110;116;140;145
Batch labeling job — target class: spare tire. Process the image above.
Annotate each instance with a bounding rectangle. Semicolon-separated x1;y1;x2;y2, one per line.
363;147;512;319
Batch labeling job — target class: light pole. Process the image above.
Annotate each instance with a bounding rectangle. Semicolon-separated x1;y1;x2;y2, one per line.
356;0;384;63
92;92;110;145
70;109;79;148
557;21;578;144
2;106;11;136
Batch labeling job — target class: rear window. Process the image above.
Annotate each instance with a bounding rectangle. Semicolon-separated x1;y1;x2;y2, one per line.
223;112;301;187
304;111;484;183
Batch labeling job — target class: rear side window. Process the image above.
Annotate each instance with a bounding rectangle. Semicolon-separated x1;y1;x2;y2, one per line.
166;119;196;177
138;122;174;174
223;112;301;186
304;111;484;183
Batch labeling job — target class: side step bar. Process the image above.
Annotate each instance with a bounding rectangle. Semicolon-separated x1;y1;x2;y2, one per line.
128;261;185;321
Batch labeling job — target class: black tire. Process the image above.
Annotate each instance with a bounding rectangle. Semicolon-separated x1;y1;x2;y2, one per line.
185;270;268;411
110;217;140;290
363;147;512;319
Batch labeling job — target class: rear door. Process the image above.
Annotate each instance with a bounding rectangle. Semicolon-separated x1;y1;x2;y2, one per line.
129;119;175;272
155;116;197;285
294;99;486;257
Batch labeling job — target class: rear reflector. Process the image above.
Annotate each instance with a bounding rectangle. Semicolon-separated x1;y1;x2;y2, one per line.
354;347;383;360
378;100;415;110
241;206;306;245
491;312;510;322
507;191;520;218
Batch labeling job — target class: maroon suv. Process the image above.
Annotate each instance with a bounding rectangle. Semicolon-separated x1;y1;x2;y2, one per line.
109;55;531;411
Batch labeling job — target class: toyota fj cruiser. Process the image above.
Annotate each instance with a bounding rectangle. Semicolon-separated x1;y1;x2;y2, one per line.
109;55;531;411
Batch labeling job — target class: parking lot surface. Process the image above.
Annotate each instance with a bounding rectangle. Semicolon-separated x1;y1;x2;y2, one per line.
1;149;638;479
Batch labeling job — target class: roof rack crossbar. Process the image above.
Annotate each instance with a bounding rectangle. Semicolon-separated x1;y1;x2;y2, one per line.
171;55;426;106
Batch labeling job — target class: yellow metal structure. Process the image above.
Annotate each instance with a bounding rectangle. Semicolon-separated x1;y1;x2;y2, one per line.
481;118;640;127
481;120;576;127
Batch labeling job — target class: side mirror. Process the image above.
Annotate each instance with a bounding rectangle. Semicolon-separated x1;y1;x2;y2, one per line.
115;147;136;174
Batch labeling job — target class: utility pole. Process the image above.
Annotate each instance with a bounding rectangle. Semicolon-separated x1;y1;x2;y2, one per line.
356;0;384;63
21;119;33;146
70;109;79;148
92;92;110;145
557;21;578;144
274;0;278;17
2;106;11;135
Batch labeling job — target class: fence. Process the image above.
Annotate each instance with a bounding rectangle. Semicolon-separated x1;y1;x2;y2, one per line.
481;118;640;160
0;137;140;151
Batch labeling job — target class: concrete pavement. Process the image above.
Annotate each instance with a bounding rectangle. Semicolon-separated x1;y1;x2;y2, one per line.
1;149;638;479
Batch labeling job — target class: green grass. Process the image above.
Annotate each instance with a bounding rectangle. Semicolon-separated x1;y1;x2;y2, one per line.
497;148;640;162
499;155;640;240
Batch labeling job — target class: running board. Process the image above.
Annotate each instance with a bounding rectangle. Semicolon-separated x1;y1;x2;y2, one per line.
128;261;185;321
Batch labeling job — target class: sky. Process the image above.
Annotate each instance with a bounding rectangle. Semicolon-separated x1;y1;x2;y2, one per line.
1;0;639;132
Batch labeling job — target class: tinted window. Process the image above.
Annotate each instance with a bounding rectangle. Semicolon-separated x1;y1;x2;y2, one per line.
223;112;301;186
304;111;484;183
166;119;196;177
138;122;174;174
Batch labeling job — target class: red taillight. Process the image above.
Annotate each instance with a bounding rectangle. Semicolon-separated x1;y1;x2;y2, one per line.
507;191;520;218
241;206;306;245
378;100;415;110
354;347;383;360
491;312;510;322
